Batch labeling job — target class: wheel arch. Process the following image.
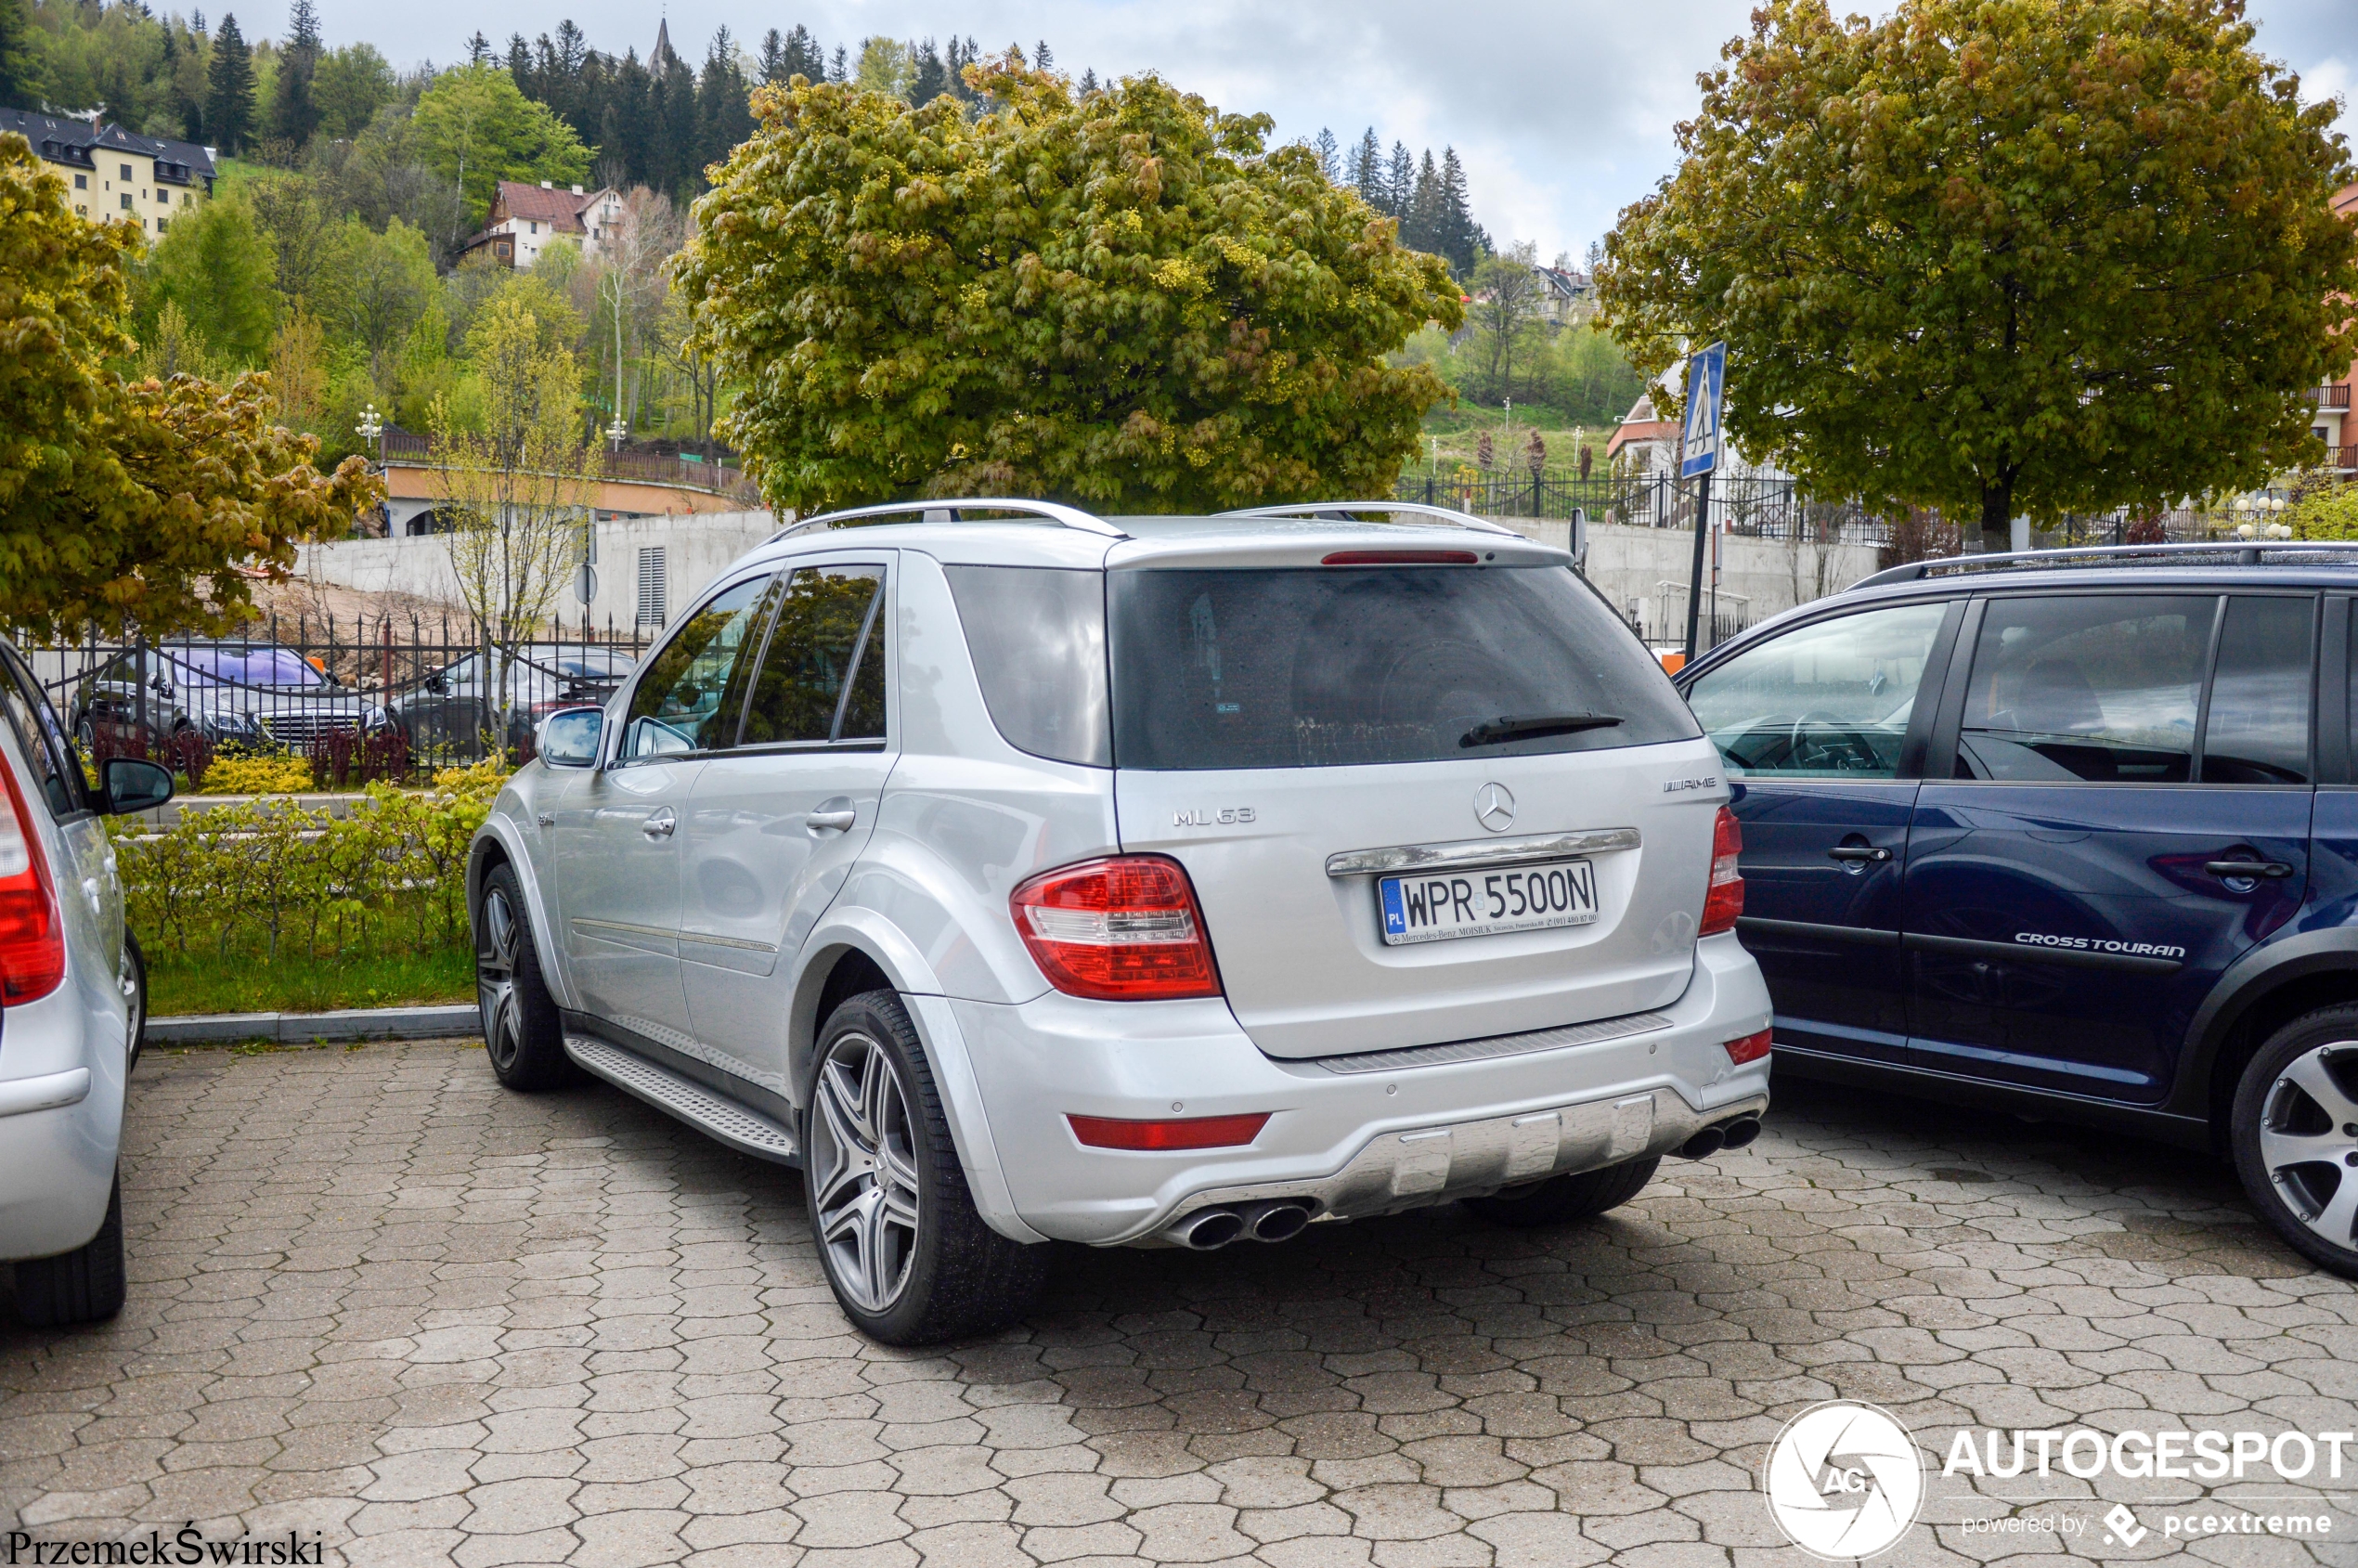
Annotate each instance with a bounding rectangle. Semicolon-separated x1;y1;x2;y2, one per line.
466;820;575;1011
2176;929;2358;1151
788;917;1045;1245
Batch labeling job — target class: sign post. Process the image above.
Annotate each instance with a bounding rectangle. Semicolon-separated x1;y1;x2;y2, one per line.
1679;342;1727;665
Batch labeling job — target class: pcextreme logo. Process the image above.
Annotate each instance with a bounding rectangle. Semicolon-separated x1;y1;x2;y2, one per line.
1763;1401;1926;1560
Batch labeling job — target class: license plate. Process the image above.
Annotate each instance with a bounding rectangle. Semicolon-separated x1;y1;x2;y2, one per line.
1378;858;1600;945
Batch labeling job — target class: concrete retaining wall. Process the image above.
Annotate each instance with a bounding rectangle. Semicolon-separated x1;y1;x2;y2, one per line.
1491;517;1882;641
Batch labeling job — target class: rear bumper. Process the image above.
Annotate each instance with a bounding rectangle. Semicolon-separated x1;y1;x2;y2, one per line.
952;932;1771;1245
0;982;124;1261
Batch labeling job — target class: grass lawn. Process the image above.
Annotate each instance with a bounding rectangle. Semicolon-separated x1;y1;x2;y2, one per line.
148;946;474;1017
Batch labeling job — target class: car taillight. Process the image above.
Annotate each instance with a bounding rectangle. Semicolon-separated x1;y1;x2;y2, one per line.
1068;1112;1270;1150
1700;806;1743;936
1011;854;1223;1001
0;746;64;1005
1722;1028;1772;1066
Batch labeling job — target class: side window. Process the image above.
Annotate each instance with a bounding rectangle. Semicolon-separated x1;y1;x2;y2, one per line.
741;566;887;745
1958;596;2212;783
0;648;84;817
620;576;776;760
2206;595;2313;784
1685;602;1949;779
944;565;1111;767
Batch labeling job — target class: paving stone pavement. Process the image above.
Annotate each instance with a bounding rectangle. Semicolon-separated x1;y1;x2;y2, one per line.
3;1038;2355;1567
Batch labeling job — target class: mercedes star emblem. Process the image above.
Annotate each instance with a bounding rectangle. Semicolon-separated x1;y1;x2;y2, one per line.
1475;783;1516;833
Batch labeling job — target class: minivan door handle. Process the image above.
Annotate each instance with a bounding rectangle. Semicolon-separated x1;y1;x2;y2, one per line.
806;800;857;834
1827;846;1892;863
2204;859;2292;879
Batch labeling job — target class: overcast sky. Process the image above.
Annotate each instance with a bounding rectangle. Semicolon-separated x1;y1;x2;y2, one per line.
292;0;2352;262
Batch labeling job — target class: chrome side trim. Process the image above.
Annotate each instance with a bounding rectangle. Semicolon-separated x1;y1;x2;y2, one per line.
573;917;674;942
1325;827;1642;877
679;929;781;954
0;1067;92;1118
564;1035;799;1165
1312;1010;1675;1075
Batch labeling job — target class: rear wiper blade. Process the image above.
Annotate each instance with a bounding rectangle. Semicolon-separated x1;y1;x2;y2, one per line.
1460;713;1623;748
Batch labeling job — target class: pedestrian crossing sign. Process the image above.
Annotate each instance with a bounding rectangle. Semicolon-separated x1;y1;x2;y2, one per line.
1680;342;1726;479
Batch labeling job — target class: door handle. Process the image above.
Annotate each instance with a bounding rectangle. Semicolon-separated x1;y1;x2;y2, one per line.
1827;846;1892;863
806;806;858;834
2204;860;2292;879
641;807;676;840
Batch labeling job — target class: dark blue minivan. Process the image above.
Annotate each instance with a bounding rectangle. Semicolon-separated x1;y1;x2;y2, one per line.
1675;543;2358;1278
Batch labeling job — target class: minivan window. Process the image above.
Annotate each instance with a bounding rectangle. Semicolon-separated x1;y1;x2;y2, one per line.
1685;602;1948;778
2205;595;2313;784
1958;596;2213;783
946;566;1111;767
1108;564;1696;771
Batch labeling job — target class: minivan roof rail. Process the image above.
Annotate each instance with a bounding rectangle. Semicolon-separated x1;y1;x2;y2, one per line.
771;499;1130;542
1850;539;2358;591
1218;501;1522;537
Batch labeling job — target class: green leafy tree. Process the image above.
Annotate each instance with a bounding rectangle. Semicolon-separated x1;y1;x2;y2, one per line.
312;43;395;140
1598;0;2358;548
0;0;45;107
1467;243;1547;403
204;13;257;154
679;61;1462;513
0;134;379;640
145;190;278;367
411;63;593;228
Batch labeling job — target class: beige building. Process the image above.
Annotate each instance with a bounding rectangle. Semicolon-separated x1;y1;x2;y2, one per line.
0;107;215;235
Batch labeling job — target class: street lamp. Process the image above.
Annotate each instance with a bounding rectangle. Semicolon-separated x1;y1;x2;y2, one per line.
607;416;628;454
354;405;386;537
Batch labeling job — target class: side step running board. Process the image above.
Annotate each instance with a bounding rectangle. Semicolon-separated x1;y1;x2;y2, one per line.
564;1035;800;1166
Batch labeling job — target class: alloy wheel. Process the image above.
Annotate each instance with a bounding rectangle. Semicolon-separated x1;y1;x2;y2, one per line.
476;886;524;1073
810;1031;921;1313
2258;1041;2358;1251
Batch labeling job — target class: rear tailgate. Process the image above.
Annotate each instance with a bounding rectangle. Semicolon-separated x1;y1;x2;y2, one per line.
1120;745;1726;1057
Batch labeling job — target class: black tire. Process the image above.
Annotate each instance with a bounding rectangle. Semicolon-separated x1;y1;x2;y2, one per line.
2230;1006;2358;1279
475;863;576;1092
121;930;148;1075
1465;1156;1660;1228
16;1174;125;1327
805;990;1046;1345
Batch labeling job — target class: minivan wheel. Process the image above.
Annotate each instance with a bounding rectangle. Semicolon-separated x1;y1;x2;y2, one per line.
806;991;1045;1344
16;1174;125;1327
2231;1007;2358;1279
1465;1156;1660;1228
475;864;575;1091
121;931;148;1074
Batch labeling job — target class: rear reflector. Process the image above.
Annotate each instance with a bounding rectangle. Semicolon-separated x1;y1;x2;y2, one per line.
1320;550;1480;565
1011;854;1223;1000
1700;805;1744;936
0;743;64;1005
1722;1028;1772;1066
1068;1112;1271;1150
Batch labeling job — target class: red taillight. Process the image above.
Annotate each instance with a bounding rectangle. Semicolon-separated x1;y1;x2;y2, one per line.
1321;550;1480;565
1722;1029;1772;1066
1011;854;1224;1001
1068;1112;1271;1150
1700;806;1743;936
0;746;64;1005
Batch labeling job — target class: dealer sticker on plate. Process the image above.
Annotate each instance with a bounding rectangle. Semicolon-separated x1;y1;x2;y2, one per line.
1378;858;1600;945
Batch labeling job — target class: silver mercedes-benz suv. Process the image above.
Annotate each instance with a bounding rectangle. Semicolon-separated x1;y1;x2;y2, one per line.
469;501;1771;1343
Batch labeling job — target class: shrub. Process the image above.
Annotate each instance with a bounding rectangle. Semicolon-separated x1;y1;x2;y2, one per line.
201;751;315;795
309;726;412;788
2289;481;2358;540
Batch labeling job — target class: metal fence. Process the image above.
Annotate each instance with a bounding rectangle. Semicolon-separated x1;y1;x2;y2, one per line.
22;614;651;791
1394;472;1894;547
377;430;763;505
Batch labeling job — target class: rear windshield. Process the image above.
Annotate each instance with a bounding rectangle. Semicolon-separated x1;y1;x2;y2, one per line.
1109;564;1698;770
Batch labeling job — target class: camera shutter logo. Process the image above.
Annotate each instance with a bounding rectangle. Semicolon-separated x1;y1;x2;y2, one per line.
1763;1400;1924;1560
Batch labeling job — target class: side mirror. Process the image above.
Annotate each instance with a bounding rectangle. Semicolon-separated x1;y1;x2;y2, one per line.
538;706;603;769
100;757;175;816
423;673;449;694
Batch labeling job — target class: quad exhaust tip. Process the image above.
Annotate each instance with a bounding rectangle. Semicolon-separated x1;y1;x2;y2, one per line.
1163;1199;1315;1251
1678;1116;1763;1160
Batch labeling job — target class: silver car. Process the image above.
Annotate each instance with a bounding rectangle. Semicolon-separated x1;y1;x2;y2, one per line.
468;502;1772;1344
0;637;171;1326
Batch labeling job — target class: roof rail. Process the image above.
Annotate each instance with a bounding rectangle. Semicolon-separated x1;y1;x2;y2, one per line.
771;499;1128;543
1849;539;2358;592
1217;501;1522;538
